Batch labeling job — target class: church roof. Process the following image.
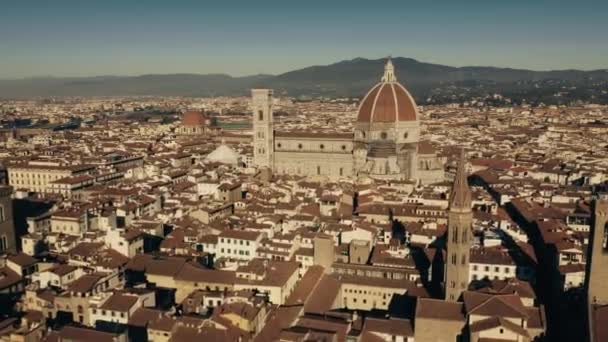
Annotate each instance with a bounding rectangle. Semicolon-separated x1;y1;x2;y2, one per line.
182;110;207;126
205;144;241;165
357;59;418;124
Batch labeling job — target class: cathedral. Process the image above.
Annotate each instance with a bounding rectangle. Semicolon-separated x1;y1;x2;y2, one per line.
252;59;444;183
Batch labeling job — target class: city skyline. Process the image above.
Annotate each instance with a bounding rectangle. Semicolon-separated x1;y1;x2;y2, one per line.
1;0;608;79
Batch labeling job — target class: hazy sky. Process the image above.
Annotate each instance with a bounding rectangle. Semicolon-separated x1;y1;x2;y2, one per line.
1;0;607;79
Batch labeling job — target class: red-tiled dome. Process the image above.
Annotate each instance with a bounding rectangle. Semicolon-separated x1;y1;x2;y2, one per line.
182;110;207;126
357;60;418;124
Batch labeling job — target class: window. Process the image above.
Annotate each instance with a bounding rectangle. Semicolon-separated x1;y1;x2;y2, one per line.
277;143;281;148
317;166;321;175
258;110;264;121
403;132;409;139
341;145;346;150
0;235;7;252
298;144;303;149
0;205;4;222
381;132;387;139
339;168;343;176
451;253;457;265
453;226;458;243
320;144;324;149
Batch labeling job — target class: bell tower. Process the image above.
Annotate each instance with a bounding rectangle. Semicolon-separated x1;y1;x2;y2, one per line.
252;89;274;171
586;198;608;304
445;149;472;301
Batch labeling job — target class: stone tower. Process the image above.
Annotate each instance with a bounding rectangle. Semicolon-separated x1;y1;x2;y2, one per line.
585;198;608;305
445;149;472;302
252;89;274;171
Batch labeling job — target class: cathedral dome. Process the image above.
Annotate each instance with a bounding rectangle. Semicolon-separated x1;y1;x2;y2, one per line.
357;59;418;124
182;110;207;126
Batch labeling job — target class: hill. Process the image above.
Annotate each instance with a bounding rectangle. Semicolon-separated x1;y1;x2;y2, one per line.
1;57;607;104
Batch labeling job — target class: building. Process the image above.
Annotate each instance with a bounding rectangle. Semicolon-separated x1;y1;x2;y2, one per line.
175;110;210;135
6;161;95;193
217;230;263;261
251;59;444;183
0;186;16;253
445;149;473;302
585;198;608;342
313;233;335;272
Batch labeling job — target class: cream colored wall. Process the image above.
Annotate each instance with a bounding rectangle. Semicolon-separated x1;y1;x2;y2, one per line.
147;274;176;289
472;326;521;342
340;283;406;310
274;151;353;178
50;219;83;236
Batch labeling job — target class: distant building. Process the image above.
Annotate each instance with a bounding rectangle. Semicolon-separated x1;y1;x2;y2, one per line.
6;161;94;193
175;110;210;135
0;186;16;253
252;59;444;183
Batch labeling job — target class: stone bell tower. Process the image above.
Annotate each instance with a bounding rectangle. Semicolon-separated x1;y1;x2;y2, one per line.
445;149;472;302
252;89;274;171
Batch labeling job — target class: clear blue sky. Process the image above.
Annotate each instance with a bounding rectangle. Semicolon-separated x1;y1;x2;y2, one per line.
1;0;607;79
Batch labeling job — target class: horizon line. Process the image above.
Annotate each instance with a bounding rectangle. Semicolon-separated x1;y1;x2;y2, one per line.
1;56;607;81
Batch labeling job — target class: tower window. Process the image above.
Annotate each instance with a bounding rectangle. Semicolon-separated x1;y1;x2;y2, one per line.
381;132;387;139
258;110;264;121
403;132;408;139
277;143;282;148
317;166;321;175
341;145;346;150
320;144;324;149
298;144;303;149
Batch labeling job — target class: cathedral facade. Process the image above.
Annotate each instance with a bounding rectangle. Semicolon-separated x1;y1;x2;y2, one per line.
252;59;444;183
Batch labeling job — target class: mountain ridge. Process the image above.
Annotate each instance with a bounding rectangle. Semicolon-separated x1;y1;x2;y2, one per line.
1;57;607;103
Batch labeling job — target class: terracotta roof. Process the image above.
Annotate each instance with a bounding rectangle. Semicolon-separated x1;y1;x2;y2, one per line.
99;293;139;312
415;298;465;322
182;110;207;126
357;62;418;124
